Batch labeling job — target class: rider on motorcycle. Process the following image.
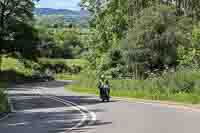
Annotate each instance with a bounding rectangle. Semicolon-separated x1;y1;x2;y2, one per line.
104;80;110;96
98;75;110;102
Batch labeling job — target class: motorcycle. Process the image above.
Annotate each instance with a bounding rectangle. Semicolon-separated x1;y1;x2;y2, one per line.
100;87;110;102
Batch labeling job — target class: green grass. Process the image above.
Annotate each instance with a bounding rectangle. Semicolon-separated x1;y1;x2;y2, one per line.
0;82;9;113
1;57;33;75
65;69;200;104
1;57;33;76
67;84;200;104
0;57;34;81
1;57;88;81
3;57;200;105
55;73;80;80
2;57;88;75
39;58;89;68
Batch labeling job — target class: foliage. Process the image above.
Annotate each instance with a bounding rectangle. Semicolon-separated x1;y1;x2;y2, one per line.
126;5;194;78
38;58;86;74
96;48;125;78
1;57;34;76
0;0;40;63
1;57;88;82
0;89;8;113
81;0;128;70
36;26;85;59
177;23;200;67
80;0;200;79
35;15;66;28
0;82;9;113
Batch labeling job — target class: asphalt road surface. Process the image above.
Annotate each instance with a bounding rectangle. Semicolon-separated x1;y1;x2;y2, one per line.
1;80;200;133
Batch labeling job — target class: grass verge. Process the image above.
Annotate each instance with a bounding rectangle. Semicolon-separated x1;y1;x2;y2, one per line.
65;69;200;104
54;73;80;80
67;84;200;104
0;82;10;113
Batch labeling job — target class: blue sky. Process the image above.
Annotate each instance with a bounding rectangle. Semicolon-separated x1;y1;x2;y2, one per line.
36;0;81;10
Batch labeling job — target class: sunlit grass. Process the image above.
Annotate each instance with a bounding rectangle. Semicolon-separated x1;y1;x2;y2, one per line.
1;57;33;77
65;69;200;104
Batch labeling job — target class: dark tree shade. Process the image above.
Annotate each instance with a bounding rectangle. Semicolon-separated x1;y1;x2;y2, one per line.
0;0;40;60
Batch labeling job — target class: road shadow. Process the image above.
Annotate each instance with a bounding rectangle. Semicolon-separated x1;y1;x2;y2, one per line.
11;80;118;106
5;81;114;132
0;70;32;82
0;109;92;133
11;80;71;89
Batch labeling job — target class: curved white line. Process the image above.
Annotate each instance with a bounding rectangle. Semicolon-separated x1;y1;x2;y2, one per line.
88;112;96;125
8;96;16;112
45;96;88;132
35;87;96;132
51;95;97;125
0;113;10;121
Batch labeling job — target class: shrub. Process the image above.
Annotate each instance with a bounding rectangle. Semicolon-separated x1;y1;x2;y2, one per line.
38;59;86;74
0;83;8;113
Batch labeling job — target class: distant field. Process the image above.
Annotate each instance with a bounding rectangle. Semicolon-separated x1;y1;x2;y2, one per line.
39;58;89;68
1;57;88;81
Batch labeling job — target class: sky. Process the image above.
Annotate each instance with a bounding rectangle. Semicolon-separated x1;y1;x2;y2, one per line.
36;0;81;10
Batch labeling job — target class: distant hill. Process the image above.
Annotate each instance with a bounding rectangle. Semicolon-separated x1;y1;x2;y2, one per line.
34;8;89;18
34;8;90;27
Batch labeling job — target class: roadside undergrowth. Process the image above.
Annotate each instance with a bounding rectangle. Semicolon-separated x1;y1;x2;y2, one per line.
65;69;200;104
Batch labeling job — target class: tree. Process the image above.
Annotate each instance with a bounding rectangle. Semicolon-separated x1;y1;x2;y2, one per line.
126;5;193;78
81;0;128;71
128;0;200;23
0;0;40;70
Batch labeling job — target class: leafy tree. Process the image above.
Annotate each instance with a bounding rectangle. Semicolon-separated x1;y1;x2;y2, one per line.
0;0;40;70
37;26;83;59
81;0;128;71
126;5;193;78
82;0;200;79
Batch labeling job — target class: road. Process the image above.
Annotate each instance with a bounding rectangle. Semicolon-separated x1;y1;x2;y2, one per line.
1;80;200;133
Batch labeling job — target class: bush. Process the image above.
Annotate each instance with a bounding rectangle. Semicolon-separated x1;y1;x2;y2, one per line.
177;23;200;68
38;59;87;74
0;91;8;113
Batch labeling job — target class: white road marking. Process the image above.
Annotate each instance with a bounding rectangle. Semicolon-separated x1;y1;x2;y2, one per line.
7;95;16;113
45;96;88;132
0;113;10;121
35;87;97;132
51;95;97;126
88;112;97;125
